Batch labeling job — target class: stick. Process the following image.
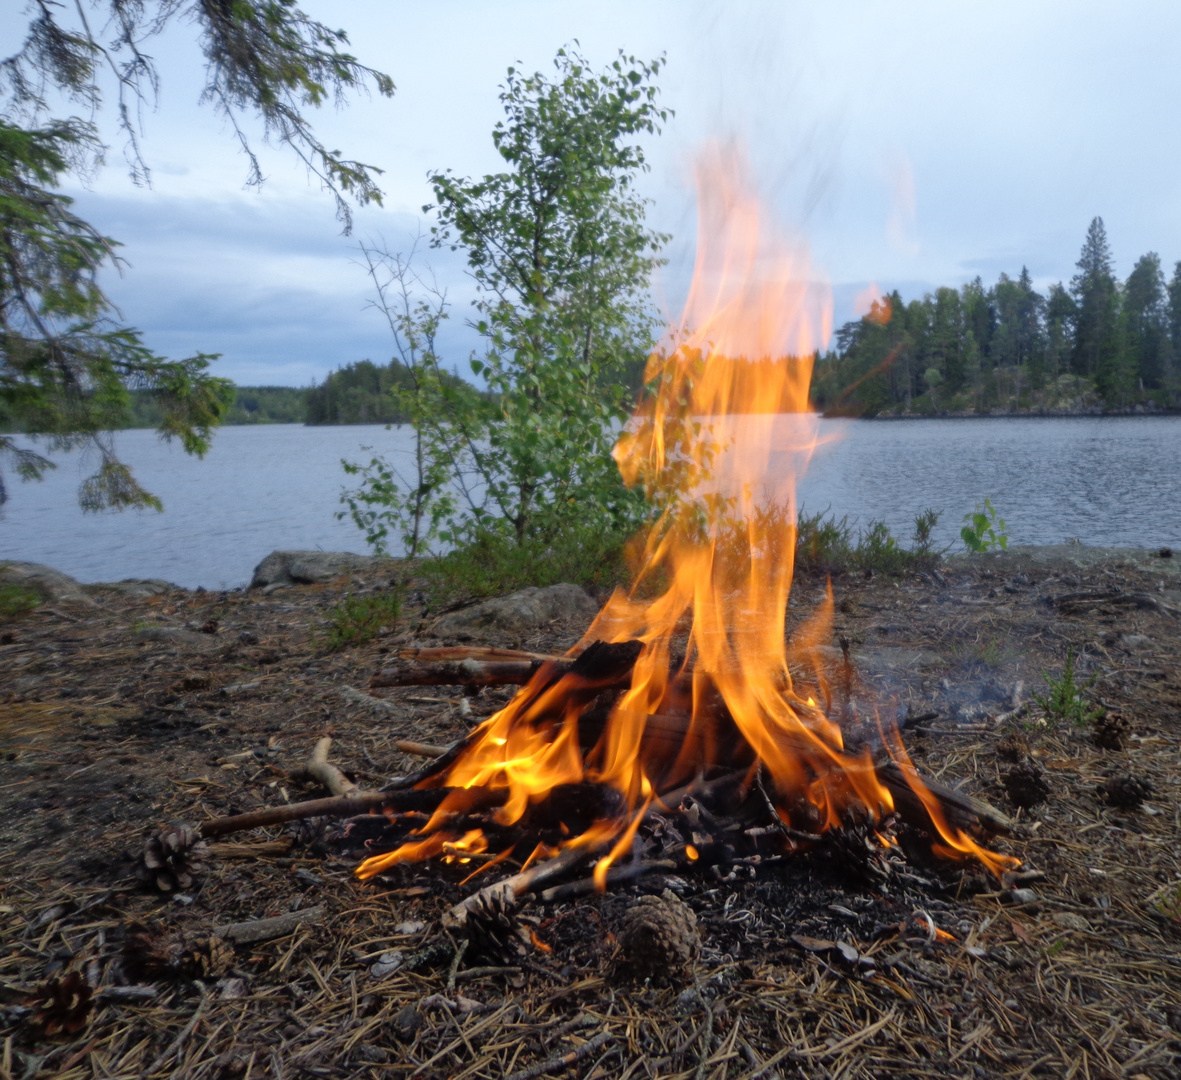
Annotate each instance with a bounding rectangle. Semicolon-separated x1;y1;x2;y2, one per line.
340;686;397;714
198;792;390;838
371;657;558;688
143;993;205;1076
205;839;293;859
443;847;596;928
303;737;360;798
504;1030;615;1080
396;740;450;758
214;906;324;944
538;859;677;902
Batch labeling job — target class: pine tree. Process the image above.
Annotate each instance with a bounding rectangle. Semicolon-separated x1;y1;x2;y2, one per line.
1044;283;1076;385
1167;262;1181;388
1070;217;1122;400
1122;253;1169;391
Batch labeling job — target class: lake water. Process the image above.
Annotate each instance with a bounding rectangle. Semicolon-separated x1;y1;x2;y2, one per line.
2;416;1178;589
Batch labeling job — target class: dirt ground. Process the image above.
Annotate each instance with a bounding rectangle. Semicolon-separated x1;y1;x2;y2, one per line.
1;544;1180;1080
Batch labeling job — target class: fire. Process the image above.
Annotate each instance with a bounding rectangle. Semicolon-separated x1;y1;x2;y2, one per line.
356;144;1014;885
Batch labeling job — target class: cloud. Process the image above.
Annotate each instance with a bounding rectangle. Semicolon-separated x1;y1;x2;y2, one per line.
63;190;483;385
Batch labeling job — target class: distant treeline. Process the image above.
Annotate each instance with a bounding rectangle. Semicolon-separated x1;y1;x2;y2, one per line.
106;359;479;429
812;217;1181;416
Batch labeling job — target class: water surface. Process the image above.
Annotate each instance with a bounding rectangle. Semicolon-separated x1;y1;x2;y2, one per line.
2;416;1178;589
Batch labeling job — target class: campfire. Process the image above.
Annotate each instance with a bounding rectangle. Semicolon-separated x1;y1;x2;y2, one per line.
140;150;1018;925
348;148;1019;904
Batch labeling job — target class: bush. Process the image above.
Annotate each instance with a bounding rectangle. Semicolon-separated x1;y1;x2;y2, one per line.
422;523;634;606
322;589;403;650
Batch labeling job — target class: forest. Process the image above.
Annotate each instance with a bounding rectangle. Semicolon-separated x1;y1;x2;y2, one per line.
812;217;1181;416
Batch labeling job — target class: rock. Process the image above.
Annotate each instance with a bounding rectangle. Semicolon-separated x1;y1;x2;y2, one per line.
134;627;219;650
1051;912;1091;932
88;578;179;598
429;583;599;639
249;550;379;589
0;561;95;607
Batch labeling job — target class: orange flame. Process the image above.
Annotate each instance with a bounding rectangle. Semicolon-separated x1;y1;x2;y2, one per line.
355;144;1014;886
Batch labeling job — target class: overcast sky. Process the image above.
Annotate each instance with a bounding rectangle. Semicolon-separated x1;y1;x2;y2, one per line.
7;0;1181;386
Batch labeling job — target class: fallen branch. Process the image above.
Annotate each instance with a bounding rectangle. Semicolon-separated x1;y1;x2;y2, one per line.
444;847;597;928
199;792;390;838
214;906;324;944
340;686;397;714
504;1030;615;1080
301;737;361;798
371;656;560;688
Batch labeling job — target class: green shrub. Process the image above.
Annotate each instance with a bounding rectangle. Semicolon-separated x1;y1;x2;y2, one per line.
961;498;1008;552
322;589;403;650
422;523;634;606
1034;648;1102;728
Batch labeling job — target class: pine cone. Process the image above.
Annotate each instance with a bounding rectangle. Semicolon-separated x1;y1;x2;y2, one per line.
124;925;235;981
1100;773;1154;810
464;891;528;965
26;971;92;1037
822;815;898;884
1092;712;1131;751
1002;759;1050;809
996;732;1030;763
616;891;699;985
140;825;209;893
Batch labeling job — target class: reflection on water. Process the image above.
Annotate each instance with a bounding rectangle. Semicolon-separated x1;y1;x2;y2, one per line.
1;416;1179;589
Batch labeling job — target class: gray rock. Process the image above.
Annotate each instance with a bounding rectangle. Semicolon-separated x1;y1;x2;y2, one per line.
0;561;95;607
134;626;219;650
86;578;178;598
430;583;599;639
249;550;379;589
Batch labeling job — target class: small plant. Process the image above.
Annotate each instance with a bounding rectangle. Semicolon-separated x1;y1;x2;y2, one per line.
961;498;1008;552
912;508;942;555
1034;648;1102;728
322;589;403;650
0;581;40;621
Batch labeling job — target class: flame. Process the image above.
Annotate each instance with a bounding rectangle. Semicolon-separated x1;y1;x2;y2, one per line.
355;144;1014;887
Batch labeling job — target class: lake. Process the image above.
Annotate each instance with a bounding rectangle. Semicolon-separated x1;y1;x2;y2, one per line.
2;416;1178;589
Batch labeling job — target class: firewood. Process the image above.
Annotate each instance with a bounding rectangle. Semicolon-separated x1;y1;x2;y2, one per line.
443;846;596;928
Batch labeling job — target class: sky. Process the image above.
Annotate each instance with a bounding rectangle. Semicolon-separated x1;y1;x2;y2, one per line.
6;0;1181;387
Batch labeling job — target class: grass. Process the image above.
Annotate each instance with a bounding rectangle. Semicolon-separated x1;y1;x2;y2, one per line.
0;581;40;622
795;508;943;577
321;589;403;650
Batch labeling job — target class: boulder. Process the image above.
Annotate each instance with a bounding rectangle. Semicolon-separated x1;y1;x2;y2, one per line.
430;584;599;639
250;550;379;589
0;561;95;607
